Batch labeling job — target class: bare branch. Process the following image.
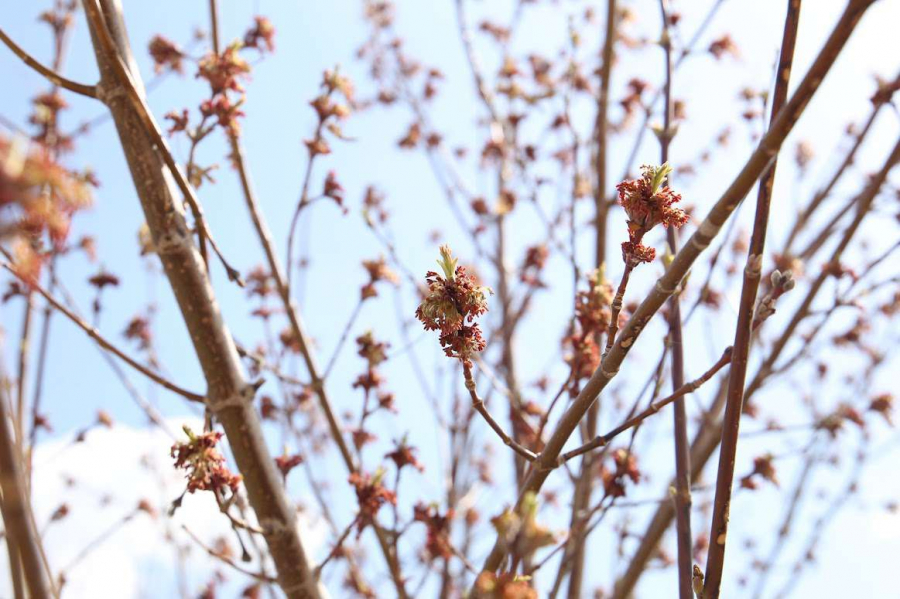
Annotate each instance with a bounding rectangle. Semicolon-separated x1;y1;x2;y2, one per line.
0;28;97;98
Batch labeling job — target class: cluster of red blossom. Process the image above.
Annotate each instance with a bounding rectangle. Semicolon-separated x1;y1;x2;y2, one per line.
351;330;396;450
413;503;453;560
348;470;396;536
360;256;399;299
306;68;355;158
0;135;94;283
563;269;615;393
615;163;688;265
152;16;275;139
599;448;642;499
415;245;491;367
170;427;242;495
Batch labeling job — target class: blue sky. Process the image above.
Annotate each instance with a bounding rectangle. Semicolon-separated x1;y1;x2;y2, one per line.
2;0;900;596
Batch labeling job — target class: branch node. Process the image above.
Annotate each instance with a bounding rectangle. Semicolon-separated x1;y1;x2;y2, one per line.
212;384;256;410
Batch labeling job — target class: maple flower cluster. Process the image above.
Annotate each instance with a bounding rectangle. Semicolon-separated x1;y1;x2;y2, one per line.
413;503;454;561
615;163;688;265
1;135;94;282
348;469;396;536
153;17;276;139
171;426;242;495
563;269;615;391
415;245;491;367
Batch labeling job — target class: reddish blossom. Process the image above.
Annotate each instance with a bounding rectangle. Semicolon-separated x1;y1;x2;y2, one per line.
148;35;185;73
123;315;152;350
274;453;304;478
171;427;242;495
200;95;246;136
385;438;424;472
164;109;190;136
415;246;491;365
243;16;276;53
348;470;396;536
615;163;687;265
196;43;251;94
361;256;399;299
322;170;346;209
708;34;740;60
88;270;120;289
413;503;453;560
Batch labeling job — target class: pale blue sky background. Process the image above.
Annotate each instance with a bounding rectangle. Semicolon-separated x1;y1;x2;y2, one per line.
2;0;900;597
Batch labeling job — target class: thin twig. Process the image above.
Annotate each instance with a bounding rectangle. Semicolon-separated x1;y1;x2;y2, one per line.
559;347;732;464
182;525;276;584
462;363;537;463
656;2;693;595
1;260;205;403
0;28;97;98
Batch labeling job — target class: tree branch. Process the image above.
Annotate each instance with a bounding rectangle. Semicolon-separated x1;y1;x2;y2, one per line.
655;1;693;595
0;384;52;598
558;347;732;464
614;131;900;599
0;28;97;98
1;260;206;404
80;1;321;596
702;1;803;594
476;0;874;578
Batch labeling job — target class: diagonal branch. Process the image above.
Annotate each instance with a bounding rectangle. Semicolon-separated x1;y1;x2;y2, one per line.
1;260;205;404
558;347;732;465
614;128;900;596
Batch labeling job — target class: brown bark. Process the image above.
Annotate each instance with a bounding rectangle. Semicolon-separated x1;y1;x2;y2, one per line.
0;387;51;599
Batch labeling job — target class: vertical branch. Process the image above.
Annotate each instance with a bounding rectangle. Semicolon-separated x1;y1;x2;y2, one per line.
15;295;34;466
702;3;802;596
0;385;51;599
566;4;617;593
593;0;617;272
656;2;693;597
2;495;26;599
80;1;321;597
